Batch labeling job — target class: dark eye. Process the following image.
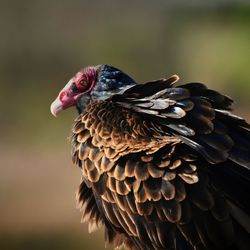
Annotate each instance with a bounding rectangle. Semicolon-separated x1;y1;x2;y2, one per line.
80;80;87;86
77;79;89;91
74;75;89;91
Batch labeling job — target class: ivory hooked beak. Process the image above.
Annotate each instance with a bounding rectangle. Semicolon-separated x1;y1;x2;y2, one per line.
50;97;63;117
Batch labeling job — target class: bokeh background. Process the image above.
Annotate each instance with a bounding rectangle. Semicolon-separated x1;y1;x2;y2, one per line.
1;0;250;249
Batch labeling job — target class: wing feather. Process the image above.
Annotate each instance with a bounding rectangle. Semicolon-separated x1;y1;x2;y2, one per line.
71;76;250;249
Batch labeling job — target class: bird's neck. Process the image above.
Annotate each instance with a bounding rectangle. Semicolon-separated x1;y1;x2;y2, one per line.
76;83;137;114
91;83;137;100
76;94;90;114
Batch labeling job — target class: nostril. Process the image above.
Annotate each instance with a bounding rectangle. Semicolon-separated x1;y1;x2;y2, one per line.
59;91;66;101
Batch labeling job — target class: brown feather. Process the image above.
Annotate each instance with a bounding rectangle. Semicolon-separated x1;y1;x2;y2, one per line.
113;192;127;211
182;163;197;174
112;207;132;235
118;209;137;236
87;167;100;183
132;179;141;193
174;177;186;202
158;159;171;168
99;127;111;139
113;163;126;181
161;200;181;223
104;147;118;159
78;142;90;160
84;158;95;172
134;185;147;203
134;162;149;181
141;155;154;162
123;178;133;192
143;179;162;201
135;201;153;216
147;163;164;178
92;173;108;196
102;200;121;228
124;159;135;177
85;117;95;129
169;159;182;170
100;156;114;172
155;207;167;221
125;193;138;214
91;134;101;147
74;114;82;122
77;129;90;143
161;179;176;200
88;147;102;162
162;171;176;181
102;189;115;203
107;176;116;192
178;172;199;184
116;180;130;195
72;121;85;133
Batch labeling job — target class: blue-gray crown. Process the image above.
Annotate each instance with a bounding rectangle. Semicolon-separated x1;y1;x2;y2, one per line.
91;65;137;98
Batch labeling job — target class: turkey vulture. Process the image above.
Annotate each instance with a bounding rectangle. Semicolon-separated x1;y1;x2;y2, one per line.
51;64;250;250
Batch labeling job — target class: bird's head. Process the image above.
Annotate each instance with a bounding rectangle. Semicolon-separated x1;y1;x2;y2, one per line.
50;64;136;116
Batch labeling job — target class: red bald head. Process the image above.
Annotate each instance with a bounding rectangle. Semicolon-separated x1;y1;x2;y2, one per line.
50;66;98;116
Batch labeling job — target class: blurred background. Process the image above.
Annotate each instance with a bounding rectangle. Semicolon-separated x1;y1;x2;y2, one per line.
1;0;250;249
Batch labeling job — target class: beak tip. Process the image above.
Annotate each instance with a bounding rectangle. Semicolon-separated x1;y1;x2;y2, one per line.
50;109;57;117
50;99;63;117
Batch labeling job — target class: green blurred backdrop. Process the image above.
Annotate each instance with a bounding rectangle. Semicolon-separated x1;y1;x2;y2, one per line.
0;1;250;249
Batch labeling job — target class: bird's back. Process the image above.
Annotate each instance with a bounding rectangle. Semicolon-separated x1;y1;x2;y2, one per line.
71;77;250;250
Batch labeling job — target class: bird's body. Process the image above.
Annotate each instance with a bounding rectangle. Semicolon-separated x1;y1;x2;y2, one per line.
51;65;250;250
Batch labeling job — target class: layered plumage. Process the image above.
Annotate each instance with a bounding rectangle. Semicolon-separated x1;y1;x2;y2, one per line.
51;65;250;250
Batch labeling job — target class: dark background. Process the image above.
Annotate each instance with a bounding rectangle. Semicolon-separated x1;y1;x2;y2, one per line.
1;1;250;249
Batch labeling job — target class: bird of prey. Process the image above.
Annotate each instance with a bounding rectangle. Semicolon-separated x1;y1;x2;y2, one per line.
51;64;250;250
